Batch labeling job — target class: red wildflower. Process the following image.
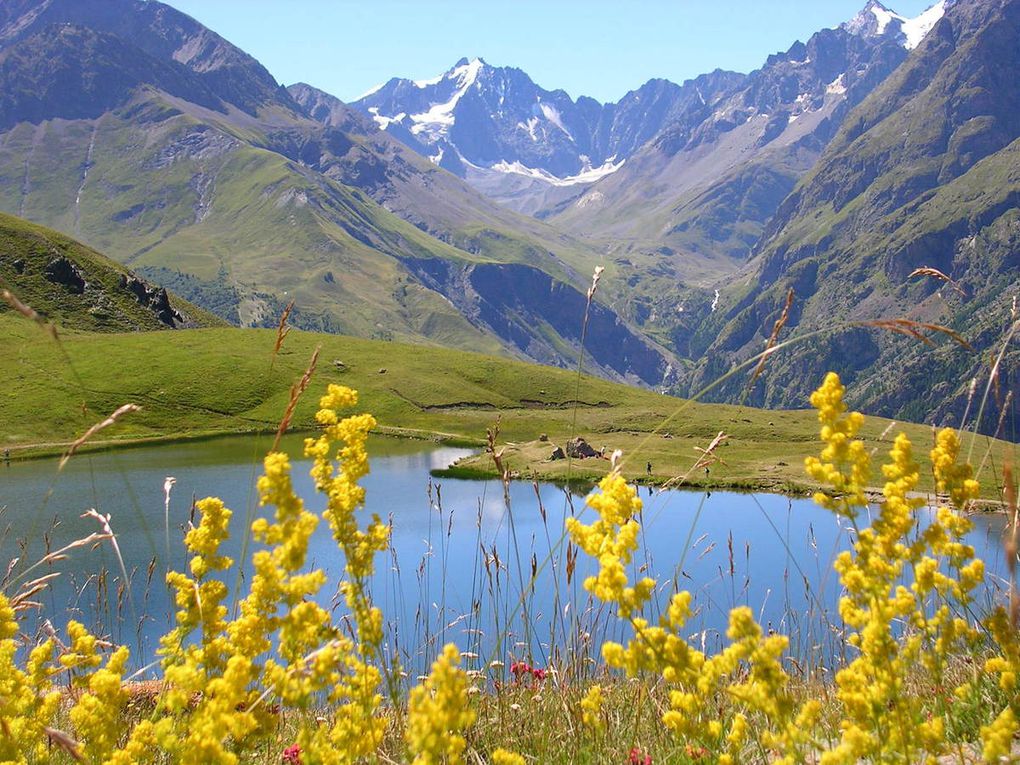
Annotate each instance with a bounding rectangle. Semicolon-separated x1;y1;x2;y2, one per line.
282;744;302;764
510;661;532;680
531;667;547;681
685;744;708;760
628;746;652;765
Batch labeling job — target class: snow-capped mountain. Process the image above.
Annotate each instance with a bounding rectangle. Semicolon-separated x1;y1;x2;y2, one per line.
341;1;948;213
349;57;743;209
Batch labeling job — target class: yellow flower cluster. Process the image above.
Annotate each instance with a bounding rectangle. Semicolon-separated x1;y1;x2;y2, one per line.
569;469;801;762
2;373;1015;765
406;643;477;765
8;384;394;764
566;372;1003;764
0;384;489;765
804;372;871;517
0;595;60;763
804;375;988;764
490;748;527;765
566;472;655;618
579;684;605;731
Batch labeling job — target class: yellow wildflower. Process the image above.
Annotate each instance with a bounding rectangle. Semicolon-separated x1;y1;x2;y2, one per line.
407;643;477;765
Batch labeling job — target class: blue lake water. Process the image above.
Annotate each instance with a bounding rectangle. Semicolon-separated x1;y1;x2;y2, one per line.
0;433;1011;678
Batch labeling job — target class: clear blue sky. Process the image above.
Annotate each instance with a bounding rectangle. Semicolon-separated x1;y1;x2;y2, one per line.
162;0;937;103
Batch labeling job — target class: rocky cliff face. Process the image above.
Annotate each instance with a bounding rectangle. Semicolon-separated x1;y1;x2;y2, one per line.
0;211;212;331
401;257;674;386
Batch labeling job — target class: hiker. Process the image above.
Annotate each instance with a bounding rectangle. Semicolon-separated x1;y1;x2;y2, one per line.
646;461;652;475
2;448;8;465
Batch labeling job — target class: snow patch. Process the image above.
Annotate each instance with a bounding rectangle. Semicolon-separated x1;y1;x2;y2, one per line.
408;58;485;140
862;1;946;49
710;289;720;313
367;107;406;130
538;102;572;139
488;155;624;186
413;72;445;88
575;191;605;209
901;0;946;49
870;4;897;33
354;82;384;100
826;74;847;96
516;116;541;142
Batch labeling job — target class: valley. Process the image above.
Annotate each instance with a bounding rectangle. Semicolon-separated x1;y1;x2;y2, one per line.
1;2;1019;762
0;0;1014;444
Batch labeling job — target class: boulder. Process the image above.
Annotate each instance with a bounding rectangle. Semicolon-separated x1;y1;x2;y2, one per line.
565;437;599;459
549;446;566;461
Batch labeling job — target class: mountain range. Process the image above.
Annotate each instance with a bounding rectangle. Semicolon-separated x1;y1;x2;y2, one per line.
0;0;674;387
0;0;1015;435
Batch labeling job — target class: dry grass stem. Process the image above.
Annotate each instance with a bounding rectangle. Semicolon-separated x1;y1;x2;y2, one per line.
587;266;605;301
1004;467;1019;628
271;299;295;361
272;345;320;451
908;266;968;297
857;318;974;350
80;509;132;617
9;572;59;612
747;288;794;392
45;727;83;762
59;404;141;468
0;286;58;339
693;431;729;470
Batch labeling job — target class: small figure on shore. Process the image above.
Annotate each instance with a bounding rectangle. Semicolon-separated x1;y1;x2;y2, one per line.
646;461;652;475
2;448;8;466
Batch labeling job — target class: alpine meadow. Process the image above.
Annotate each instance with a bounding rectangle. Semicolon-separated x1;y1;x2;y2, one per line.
1;0;1019;763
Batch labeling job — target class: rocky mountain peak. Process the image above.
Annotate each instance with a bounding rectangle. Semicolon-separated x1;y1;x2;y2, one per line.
841;0;949;49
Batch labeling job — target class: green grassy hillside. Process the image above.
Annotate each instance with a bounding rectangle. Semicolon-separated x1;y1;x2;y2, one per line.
3;313;1012;498
0;211;222;331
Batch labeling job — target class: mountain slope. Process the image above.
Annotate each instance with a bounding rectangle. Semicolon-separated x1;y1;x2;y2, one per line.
692;0;1019;435
0;0;294;116
0;210;221;331
534;10;918;362
0;0;673;386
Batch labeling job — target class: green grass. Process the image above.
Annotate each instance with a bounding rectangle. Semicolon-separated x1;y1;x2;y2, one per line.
2;313;1013;499
0;211;222;331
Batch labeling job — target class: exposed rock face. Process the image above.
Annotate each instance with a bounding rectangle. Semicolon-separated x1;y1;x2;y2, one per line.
401;257;675;386
119;274;183;327
44;256;86;293
0;0;296;117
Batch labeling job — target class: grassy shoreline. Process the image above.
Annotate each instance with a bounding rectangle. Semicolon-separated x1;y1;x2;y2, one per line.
2;316;1014;502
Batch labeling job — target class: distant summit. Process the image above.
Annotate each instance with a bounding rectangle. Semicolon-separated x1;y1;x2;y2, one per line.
349;57;743;208
841;0;949;49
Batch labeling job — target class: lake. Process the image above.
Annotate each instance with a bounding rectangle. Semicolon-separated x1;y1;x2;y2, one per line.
0;433;1011;678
